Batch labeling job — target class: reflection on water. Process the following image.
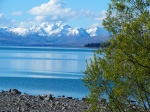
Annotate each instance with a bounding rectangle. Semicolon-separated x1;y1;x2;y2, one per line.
0;47;95;98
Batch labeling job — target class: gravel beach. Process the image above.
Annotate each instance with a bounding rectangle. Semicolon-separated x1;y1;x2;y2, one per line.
0;89;90;112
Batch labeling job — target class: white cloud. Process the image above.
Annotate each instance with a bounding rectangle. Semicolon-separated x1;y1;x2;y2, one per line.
18;21;38;28
0;0;106;28
0;13;16;27
94;10;107;21
91;23;100;27
28;0;107;24
0;13;5;18
29;0;76;22
35;16;46;22
11;11;23;16
80;10;106;21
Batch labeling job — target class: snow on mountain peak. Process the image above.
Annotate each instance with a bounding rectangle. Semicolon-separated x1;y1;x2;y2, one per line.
55;21;62;27
9;27;29;36
67;27;90;38
86;26;109;36
0;21;110;42
0;22;110;47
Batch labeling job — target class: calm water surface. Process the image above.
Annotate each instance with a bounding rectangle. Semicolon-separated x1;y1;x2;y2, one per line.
0;46;95;98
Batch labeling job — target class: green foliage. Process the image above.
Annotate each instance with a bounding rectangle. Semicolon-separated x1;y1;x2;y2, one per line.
83;0;150;111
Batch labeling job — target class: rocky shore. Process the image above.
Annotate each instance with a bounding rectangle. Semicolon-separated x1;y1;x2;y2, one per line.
0;89;90;112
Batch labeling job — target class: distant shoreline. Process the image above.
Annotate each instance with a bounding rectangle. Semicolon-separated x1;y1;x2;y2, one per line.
0;44;100;48
0;45;97;52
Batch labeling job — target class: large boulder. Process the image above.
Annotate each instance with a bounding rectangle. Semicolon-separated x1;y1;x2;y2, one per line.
38;94;53;101
9;89;21;95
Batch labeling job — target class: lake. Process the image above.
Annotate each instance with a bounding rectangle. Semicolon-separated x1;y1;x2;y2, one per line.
0;46;95;99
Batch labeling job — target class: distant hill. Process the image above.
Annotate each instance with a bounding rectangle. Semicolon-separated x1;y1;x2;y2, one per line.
0;21;110;47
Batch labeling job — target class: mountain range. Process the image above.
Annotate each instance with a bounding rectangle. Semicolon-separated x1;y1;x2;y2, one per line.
0;21;110;47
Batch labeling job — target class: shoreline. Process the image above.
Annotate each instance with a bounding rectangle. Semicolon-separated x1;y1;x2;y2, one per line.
0;89;90;111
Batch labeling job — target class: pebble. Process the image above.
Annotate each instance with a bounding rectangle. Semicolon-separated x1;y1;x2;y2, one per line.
0;89;90;112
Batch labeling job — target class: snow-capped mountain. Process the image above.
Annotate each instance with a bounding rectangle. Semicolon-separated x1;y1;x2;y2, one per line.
86;26;109;37
9;28;29;36
0;21;110;47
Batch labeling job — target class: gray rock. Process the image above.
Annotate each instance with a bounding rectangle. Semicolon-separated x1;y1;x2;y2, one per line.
9;89;21;95
67;97;72;99
44;94;53;101
0;89;91;112
38;94;53;101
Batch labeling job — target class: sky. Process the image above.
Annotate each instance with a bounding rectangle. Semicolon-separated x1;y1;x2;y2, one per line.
0;0;111;28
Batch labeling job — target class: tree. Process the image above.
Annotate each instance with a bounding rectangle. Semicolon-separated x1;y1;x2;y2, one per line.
83;0;150;111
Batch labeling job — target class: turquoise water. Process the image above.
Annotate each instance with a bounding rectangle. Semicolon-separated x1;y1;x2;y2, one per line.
0;46;95;98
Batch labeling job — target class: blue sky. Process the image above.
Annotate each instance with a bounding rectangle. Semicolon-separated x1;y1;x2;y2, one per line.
0;0;111;28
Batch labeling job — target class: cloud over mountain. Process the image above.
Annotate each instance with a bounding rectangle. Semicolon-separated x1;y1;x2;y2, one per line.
80;10;106;21
28;0;106;23
0;13;15;27
29;0;76;22
0;0;110;29
11;11;23;16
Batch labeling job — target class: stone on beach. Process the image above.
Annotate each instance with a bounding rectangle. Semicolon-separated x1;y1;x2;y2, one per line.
9;89;21;95
0;89;90;112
